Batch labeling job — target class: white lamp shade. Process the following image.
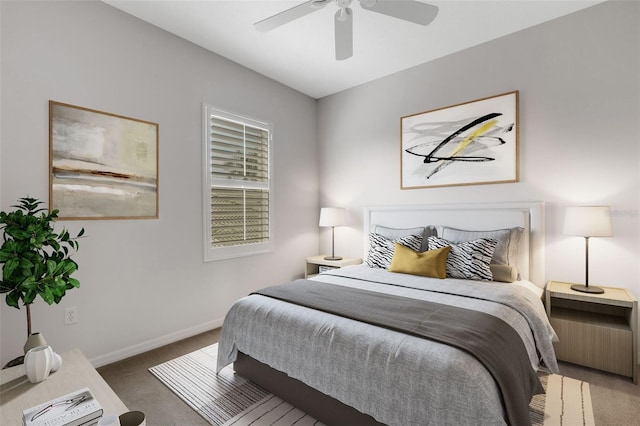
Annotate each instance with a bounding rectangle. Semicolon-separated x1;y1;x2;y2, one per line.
319;207;346;227
563;206;613;237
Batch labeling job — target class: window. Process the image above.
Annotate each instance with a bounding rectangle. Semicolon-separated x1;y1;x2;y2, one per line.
203;104;273;261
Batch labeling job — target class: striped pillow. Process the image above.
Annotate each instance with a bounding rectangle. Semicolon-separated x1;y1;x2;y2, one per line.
427;236;497;281
365;233;423;269
440;226;523;271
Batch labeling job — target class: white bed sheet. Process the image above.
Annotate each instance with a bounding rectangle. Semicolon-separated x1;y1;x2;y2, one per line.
514;279;544;299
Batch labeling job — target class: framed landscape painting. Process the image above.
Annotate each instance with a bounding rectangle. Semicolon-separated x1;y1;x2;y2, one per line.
401;91;518;189
49;101;159;219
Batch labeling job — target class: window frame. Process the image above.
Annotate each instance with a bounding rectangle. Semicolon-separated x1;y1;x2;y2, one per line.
202;104;274;262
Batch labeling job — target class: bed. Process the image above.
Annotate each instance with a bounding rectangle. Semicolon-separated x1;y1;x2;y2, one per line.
217;202;559;426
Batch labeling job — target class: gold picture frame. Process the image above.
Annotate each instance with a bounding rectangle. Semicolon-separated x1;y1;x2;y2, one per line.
49;101;159;219
401;91;519;189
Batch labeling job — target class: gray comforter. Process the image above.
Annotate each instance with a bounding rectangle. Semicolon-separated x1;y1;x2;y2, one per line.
217;266;559;426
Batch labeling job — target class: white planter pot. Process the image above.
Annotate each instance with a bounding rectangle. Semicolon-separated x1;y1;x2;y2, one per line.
23;332;47;354
24;345;52;383
50;351;63;373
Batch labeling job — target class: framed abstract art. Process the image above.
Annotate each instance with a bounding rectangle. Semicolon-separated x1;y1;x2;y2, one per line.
49;101;159;219
401;91;518;189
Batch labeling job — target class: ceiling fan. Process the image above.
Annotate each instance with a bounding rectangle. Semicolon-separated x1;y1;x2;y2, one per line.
254;0;439;61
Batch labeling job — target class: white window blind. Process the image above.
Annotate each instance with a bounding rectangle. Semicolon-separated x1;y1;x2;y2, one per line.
203;105;273;261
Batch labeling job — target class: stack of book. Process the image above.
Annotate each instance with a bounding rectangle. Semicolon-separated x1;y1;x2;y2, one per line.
22;387;103;426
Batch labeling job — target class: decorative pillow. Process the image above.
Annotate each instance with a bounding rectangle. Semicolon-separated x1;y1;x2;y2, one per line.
365;233;422;269
389;244;450;279
440;226;523;268
490;264;518;283
427;236;497;281
373;225;436;252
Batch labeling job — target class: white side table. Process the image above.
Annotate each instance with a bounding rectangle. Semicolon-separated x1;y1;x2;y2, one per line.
1;349;129;424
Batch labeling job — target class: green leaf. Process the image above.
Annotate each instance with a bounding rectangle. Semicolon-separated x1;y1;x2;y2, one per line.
19;257;34;271
22;276;37;287
23;289;37;305
63;260;77;275
68;277;80;288
3;258;19;281
6;291;20;308
0;251;12;263
52;282;65;297
41;287;54;305
46;259;57;275
33;262;45;279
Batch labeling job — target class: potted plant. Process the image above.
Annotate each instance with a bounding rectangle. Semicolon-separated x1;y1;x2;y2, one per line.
0;196;84;363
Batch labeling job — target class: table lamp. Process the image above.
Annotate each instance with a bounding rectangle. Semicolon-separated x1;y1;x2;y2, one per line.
563;206;613;294
319;207;346;261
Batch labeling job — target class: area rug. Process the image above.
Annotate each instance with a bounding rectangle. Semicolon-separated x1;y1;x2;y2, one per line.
149;344;594;426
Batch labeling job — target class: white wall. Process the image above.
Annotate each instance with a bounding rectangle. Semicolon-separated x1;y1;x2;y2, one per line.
318;2;639;297
0;1;319;366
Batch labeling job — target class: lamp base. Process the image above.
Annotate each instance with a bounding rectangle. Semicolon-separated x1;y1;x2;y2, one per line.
324;256;343;261
570;284;605;294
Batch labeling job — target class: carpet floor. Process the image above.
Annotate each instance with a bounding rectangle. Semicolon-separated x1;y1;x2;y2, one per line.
149;343;594;426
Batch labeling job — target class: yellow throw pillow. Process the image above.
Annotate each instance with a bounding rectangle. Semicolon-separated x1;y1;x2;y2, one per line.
389;243;450;279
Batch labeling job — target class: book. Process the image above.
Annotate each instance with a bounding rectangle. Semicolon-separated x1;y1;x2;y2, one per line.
22;387;103;426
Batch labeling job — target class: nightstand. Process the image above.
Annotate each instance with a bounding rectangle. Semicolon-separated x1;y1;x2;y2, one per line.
545;280;637;384
304;255;362;279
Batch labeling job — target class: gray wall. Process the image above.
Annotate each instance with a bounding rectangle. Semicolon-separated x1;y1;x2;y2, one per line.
318;2;639;298
0;1;319;365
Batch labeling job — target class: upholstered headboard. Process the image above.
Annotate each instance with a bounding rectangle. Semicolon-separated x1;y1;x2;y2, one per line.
363;202;545;287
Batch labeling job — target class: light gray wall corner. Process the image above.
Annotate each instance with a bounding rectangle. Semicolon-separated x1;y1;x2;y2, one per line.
0;0;319;365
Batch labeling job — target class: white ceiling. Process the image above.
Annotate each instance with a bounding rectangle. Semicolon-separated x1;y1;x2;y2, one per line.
103;0;603;99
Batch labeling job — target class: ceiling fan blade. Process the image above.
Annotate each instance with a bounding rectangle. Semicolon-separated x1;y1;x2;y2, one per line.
335;8;353;60
360;0;438;26
254;0;329;32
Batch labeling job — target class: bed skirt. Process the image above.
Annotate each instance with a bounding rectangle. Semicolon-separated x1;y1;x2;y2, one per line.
234;352;385;426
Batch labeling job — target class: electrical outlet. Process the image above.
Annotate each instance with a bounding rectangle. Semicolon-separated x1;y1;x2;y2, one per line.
65;306;77;325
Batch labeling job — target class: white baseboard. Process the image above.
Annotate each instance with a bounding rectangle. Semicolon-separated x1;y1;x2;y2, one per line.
89;317;225;368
